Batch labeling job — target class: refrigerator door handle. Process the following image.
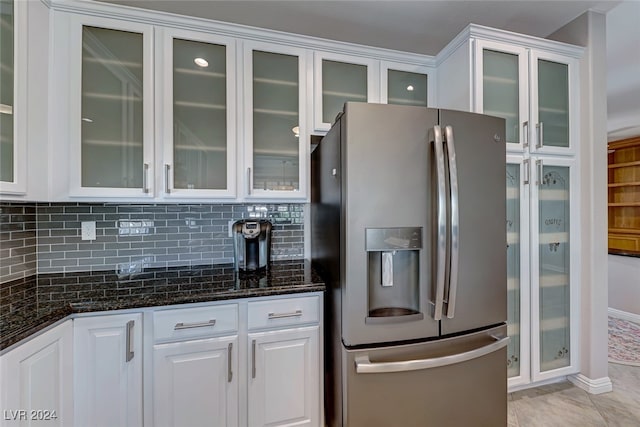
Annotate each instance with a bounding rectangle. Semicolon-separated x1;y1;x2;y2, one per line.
354;336;509;374
444;125;459;319
432;125;447;321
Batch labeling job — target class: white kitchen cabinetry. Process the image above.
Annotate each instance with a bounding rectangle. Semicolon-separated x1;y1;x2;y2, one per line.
313;51;378;131
0;321;73;427
74;313;143;427
151;304;239;427
0;0;27;196
437;25;582;389
247;296;321;427
157;28;237;199
243;42;309;199
381;61;433;108
437;25;580;156
53;12;155;199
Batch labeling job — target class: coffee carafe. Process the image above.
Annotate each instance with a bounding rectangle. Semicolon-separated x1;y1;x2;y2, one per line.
232;219;272;272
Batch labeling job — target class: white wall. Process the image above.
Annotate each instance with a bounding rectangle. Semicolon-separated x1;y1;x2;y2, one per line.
608;255;640;316
549;10;610;391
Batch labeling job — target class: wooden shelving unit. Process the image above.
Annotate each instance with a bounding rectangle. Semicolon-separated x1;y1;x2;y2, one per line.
608;136;640;254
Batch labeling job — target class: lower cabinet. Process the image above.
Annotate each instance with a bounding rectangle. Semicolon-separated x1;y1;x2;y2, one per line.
0;321;73;427
73;313;143;427
152;336;239;427
248;326;320;427
1;292;322;427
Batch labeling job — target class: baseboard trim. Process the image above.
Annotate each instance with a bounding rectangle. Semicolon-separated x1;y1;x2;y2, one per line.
568;374;613;395
608;308;640;324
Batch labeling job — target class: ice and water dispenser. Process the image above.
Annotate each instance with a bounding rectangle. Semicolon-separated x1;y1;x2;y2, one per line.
365;227;424;323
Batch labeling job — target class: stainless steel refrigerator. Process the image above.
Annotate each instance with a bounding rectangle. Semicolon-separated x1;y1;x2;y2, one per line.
311;102;508;427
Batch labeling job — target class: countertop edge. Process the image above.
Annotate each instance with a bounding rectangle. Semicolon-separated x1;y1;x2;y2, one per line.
1;287;325;355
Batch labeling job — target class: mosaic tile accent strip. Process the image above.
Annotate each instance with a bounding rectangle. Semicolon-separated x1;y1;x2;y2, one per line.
0;203;37;282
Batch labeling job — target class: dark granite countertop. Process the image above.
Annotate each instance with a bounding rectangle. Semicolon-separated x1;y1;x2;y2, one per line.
0;260;324;352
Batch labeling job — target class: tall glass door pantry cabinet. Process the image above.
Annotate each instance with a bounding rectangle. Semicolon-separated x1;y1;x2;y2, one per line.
437;24;582;388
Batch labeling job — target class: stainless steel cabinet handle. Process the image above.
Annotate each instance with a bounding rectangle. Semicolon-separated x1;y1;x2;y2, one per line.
523;159;530;185
247;167;252;195
354;336;509;374
126;320;135;362
431;125;447;321
523;121;529;148
536;122;544;149
444;125;459;319
268;310;303;320
174;319;216;330
143;163;150;194
251;339;256;379
227;343;233;383
536;159;543;186
164;164;171;194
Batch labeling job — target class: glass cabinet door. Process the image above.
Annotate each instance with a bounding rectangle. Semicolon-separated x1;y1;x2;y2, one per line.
380;62;432;108
477;41;529;151
530;51;577;154
161;29;235;198
0;0;14;184
68;15;154;197
245;43;307;198
81;26;144;189
0;0;26;194
506;163;522;378
534;160;576;377
313;52;377;131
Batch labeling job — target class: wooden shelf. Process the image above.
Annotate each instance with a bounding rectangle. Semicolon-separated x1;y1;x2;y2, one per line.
608;181;640;187
608;136;640;254
608;160;640;169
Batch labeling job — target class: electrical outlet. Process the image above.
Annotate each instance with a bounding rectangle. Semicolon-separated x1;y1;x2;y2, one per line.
81;221;96;241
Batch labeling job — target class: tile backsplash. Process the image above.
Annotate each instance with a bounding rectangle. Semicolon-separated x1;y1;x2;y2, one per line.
0;202;305;283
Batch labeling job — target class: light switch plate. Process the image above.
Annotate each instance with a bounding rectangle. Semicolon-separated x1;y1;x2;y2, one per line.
81;221;96;241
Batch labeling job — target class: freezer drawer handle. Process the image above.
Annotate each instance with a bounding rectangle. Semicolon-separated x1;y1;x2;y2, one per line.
354;335;509;374
174;319;216;330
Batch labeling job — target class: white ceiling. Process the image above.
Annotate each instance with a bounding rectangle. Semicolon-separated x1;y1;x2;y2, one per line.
100;0;639;140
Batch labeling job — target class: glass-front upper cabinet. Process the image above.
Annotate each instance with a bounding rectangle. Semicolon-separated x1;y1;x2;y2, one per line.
475;40;529;152
159;28;236;199
244;42;307;199
67;14;154;198
476;41;578;155
0;0;26;194
531;158;578;381
380;61;433;108
530;51;578;154
313;52;378;131
505;158;530;386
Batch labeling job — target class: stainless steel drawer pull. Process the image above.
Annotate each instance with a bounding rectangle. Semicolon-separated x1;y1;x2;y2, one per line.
251;339;257;379
125;320;135;362
268;310;303;320
174;319;216;330
227;343;233;383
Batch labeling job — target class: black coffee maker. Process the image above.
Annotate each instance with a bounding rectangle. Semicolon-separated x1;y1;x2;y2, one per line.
232;219;272;272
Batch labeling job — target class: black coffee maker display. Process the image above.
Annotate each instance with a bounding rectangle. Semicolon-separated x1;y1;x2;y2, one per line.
232;219;272;272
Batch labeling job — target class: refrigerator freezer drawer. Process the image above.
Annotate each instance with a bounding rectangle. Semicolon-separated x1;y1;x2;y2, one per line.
341;325;507;427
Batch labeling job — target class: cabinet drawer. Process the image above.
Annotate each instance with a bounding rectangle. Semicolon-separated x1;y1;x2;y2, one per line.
248;295;320;330
154;304;238;343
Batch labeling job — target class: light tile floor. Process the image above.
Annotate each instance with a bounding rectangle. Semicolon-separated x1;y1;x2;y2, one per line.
508;363;640;426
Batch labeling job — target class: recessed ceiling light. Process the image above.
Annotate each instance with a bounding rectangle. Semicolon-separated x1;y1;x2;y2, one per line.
194;57;209;67
406;85;414;91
